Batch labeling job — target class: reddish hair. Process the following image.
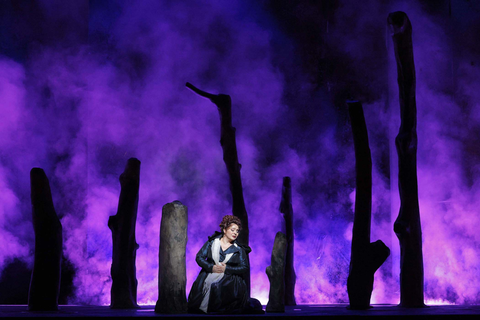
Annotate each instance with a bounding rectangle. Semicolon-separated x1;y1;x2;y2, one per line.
219;215;242;232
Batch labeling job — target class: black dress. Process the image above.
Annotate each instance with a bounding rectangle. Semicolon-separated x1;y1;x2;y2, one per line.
187;232;249;314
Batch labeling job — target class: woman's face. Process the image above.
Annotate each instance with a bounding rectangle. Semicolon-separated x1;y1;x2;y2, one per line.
223;223;240;242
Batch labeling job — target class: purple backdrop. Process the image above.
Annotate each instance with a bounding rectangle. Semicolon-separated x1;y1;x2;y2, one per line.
1;0;480;305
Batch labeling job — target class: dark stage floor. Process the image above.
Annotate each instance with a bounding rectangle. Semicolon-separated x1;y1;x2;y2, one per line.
2;304;480;319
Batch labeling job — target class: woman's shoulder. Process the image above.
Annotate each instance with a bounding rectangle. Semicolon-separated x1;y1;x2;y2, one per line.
234;241;251;254
207;231;223;241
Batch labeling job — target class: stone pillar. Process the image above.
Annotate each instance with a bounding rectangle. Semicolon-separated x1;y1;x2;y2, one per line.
155;201;188;314
28;168;62;311
266;232;287;313
108;158;140;309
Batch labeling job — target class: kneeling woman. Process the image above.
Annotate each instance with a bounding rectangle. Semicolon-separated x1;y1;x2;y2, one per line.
188;215;248;314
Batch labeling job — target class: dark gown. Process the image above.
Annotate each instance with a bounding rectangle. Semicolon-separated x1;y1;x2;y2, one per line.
188;232;249;314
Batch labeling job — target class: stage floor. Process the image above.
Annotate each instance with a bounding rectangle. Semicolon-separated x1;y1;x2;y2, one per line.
1;304;480;319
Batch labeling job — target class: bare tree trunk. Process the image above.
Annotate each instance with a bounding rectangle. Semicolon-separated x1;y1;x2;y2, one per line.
346;101;390;310
155;201;188;313
186;82;251;294
388;11;425;308
108;158;140;309
28;168;62;311
279;177;296;306
266;232;287;313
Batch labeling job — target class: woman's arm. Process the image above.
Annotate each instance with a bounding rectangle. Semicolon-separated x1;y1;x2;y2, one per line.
195;240;214;272
224;247;249;275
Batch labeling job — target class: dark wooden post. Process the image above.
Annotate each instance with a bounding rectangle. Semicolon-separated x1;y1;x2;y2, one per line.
108;158;140;309
279;177;296;306
28;168;62;311
388;11;425;308
155;200;188;314
266;232;287;313
346;101;390;310
186;82;251;294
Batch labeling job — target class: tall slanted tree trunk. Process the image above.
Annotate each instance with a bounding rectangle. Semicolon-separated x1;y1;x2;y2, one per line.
28;168;62;311
279;177;296;306
186;82;251;294
388;11;425;307
108;158;140;309
346;101;390;310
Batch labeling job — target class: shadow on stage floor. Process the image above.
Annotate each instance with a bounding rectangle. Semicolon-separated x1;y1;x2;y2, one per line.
1;304;480;319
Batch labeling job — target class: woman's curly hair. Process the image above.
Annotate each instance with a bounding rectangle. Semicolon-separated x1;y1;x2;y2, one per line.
219;215;242;232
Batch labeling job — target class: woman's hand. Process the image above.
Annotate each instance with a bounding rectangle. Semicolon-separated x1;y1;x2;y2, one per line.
212;263;226;273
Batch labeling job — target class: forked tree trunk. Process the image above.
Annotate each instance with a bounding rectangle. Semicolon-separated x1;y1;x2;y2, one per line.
155;201;188;314
388;11;425;307
28;168;62;311
346;101;390;310
279;177;296;306
186;82;251;294
108;158;140;309
266;232;287;313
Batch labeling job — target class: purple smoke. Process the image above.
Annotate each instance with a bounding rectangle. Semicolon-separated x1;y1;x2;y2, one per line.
1;0;480;306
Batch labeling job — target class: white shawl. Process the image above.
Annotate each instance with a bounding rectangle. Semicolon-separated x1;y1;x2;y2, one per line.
199;238;237;313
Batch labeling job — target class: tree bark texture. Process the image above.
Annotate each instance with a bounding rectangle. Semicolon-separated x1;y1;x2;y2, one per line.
108;158;140;309
388;11;425;307
346;101;390;310
155;201;188;314
279;177;296;306
28;168;62;311
266;232;287;313
186;82;251;294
